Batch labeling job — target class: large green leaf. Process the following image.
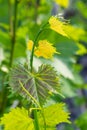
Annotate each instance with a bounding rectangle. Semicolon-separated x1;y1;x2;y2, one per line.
9;64;59;105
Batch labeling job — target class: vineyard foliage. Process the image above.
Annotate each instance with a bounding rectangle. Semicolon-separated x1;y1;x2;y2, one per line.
0;0;87;130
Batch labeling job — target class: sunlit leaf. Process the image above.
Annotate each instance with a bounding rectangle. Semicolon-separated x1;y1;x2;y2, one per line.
64;25;85;41
27;40;59;59
0;107;34;130
54;0;69;8
76;43;87;55
49;16;68;37
52;58;74;80
38;103;71;128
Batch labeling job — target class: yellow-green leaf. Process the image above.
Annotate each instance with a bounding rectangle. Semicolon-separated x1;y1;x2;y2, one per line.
27;39;59;59
64;25;85;41
76;43;87;55
54;0;69;8
0;107;34;130
49;16;68;37
38;103;71;128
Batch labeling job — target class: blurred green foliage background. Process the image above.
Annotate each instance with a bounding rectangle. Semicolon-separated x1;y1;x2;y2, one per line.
0;0;87;130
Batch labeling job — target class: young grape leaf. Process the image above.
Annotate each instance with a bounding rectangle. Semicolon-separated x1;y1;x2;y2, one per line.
38;103;71;129
0;107;34;130
9;64;59;105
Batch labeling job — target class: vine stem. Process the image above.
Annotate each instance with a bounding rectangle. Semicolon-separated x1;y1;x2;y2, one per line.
30;29;42;72
19;80;47;130
33;109;40;130
30;23;48;72
29;23;48;130
19;80;41;130
9;0;18;67
1;0;18;113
